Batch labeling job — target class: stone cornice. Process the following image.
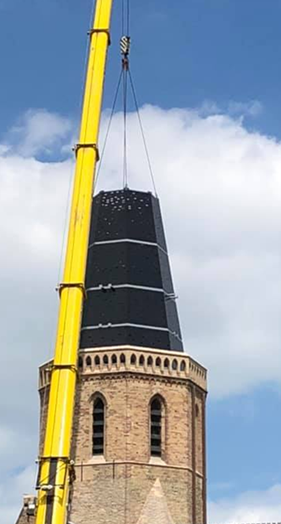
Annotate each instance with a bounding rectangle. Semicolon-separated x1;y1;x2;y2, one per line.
39;346;207;392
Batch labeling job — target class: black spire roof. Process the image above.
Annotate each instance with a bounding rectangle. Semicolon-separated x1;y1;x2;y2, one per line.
80;189;183;352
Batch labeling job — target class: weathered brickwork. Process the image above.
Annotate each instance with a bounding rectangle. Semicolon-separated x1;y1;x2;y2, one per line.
15;496;36;524
38;346;207;524
69;464;193;524
15;511;35;524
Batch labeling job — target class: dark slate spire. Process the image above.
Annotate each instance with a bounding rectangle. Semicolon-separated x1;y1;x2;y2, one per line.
80;189;183;352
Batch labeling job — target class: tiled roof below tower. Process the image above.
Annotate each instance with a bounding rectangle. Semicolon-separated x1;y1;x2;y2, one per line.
80;189;183;352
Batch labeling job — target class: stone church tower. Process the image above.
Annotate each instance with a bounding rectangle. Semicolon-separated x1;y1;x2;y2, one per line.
17;189;207;524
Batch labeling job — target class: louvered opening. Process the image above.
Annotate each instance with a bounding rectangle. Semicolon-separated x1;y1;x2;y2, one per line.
93;398;104;455
150;398;162;457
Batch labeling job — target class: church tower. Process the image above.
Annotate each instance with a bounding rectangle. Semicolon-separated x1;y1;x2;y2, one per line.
37;188;207;524
13;2;207;523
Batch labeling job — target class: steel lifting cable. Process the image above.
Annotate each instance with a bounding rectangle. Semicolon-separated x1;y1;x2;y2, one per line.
121;0;130;189
94;68;123;191
121;0;130;188
128;69;158;197
121;37;130;188
120;0;157;195
121;0;125;35
122;0;130;37
97;0;157;195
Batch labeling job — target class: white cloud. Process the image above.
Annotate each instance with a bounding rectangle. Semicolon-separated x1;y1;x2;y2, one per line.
96;104;281;397
0;106;280;521
199;100;263;118
4;109;73;157
0;111;74;523
0;465;36;524
208;484;281;523
227;100;263;117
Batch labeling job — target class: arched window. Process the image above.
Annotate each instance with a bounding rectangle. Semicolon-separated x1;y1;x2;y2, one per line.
130;354;136;365
78;357;83;370
180;360;186;372
139;355;145;366
92;397;105;455
111;354;117;365
156;357;161;367
103;355;109;365
95;355;100;366
164;358;169;369
147;356;153;367
172;359;178;370
120;353;126;364
150;397;162;457
86;356;91;367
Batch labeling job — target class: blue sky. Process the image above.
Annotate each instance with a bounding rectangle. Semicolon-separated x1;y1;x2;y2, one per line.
1;0;281;137
208;385;281;499
0;1;280;523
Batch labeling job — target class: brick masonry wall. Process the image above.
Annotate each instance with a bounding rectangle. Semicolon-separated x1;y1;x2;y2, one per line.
38;347;207;524
69;464;193;524
15;510;35;524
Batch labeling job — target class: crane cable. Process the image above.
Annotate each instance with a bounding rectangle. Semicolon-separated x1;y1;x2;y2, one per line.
96;0;158;195
120;0;157;194
121;37;130;188
128;69;158;197
94;69;123;190
121;0;130;189
121;0;130;41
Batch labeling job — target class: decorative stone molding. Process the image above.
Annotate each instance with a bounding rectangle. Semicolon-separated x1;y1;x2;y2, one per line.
39;345;207;391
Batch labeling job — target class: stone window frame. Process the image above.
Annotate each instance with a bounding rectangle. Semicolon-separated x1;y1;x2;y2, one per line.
90;392;107;459
149;394;167;461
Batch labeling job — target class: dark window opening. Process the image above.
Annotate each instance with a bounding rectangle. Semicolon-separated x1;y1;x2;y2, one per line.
93;397;105;455
150;397;162;457
131;354;136;365
86;356;91;367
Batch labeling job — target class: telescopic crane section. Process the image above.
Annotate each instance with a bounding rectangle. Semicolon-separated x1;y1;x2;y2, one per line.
35;2;113;524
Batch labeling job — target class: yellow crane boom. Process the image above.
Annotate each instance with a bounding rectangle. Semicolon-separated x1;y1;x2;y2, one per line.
36;1;113;523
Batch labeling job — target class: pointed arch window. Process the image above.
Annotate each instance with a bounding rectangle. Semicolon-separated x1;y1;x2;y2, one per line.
92;397;105;455
150;397;162;457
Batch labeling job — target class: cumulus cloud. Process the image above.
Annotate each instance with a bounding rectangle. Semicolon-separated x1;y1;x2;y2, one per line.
208;484;281;523
96;104;281;397
227;100;263;118
0;106;280;522
4;109;73;157
199;99;263;118
0;111;74;523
